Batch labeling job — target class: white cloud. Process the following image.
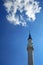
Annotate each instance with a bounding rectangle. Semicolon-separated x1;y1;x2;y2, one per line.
4;0;41;26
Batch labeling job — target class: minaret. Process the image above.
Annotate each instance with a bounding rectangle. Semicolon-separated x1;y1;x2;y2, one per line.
27;33;34;65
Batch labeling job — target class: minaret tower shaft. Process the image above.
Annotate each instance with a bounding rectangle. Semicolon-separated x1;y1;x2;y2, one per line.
27;33;34;65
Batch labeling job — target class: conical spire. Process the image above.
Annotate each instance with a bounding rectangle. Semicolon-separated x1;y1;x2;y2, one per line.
28;33;32;40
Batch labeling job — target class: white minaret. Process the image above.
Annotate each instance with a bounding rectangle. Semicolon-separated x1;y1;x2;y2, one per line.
27;33;34;65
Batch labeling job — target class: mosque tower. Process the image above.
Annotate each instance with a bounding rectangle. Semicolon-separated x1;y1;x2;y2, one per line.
27;33;34;65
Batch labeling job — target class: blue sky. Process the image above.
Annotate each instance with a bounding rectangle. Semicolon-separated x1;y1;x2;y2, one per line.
0;0;43;65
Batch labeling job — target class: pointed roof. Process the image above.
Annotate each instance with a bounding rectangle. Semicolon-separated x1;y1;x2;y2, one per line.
28;33;32;40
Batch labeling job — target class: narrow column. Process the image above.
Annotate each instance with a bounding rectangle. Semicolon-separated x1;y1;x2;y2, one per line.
27;33;34;65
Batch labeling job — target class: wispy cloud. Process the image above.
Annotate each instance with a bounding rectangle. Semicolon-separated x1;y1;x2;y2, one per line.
4;0;41;26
